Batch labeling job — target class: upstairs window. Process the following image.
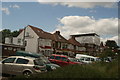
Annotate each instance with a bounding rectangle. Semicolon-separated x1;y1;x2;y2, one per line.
18;38;21;44
26;32;29;37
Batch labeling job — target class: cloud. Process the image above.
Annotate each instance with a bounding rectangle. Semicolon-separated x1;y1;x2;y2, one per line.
53;16;118;44
2;4;20;15
1;7;10;15
39;2;117;8
9;4;20;9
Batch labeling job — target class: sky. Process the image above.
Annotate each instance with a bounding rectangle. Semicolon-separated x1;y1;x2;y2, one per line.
1;1;119;45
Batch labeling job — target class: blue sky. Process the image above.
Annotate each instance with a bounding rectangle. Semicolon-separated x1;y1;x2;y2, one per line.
2;2;118;31
1;2;119;44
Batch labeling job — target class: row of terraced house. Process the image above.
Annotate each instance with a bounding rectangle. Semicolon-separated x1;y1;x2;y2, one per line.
4;25;101;57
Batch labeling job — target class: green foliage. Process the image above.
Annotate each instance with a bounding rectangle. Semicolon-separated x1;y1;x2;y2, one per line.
0;29;19;43
1;29;12;43
105;40;118;49
99;48;115;58
11;30;20;37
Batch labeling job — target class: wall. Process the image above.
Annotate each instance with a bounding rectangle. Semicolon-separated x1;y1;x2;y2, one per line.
76;36;100;46
11;26;39;53
5;37;12;44
24;26;39;53
38;38;53;56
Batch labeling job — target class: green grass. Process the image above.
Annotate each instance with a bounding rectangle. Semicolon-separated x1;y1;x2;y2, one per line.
11;59;119;79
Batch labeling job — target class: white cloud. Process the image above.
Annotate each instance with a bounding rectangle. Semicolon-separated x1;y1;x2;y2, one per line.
39;2;117;8
1;7;10;15
53;16;118;44
10;4;20;9
2;4;20;15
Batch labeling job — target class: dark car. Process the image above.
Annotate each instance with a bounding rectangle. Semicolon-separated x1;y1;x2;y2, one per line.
49;54;82;66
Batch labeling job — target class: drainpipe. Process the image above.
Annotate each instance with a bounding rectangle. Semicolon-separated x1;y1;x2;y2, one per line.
23;26;26;47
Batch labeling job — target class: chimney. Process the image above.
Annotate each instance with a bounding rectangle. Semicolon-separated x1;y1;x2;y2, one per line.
71;35;75;39
55;31;60;35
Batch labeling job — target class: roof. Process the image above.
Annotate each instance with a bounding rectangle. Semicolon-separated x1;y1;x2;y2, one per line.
28;25;53;40
68;37;81;46
71;33;100;37
52;31;68;43
28;25;68;43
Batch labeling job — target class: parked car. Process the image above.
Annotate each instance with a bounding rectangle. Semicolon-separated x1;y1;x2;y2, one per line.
49;54;82;66
68;57;85;64
0;56;47;77
75;54;100;64
15;51;60;71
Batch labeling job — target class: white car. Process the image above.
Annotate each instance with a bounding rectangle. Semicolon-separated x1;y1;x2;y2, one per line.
76;54;100;64
0;56;47;77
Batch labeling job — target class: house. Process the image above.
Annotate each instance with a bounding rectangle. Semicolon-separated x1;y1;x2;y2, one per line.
5;25;98;57
0;43;25;58
5;25;53;56
51;31;69;56
70;33;100;56
68;36;86;55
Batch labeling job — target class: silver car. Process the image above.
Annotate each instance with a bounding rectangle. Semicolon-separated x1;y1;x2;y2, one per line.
0;56;47;77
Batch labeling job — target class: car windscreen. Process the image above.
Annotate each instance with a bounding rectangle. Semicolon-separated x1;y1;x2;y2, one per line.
68;58;79;62
39;56;51;64
34;58;45;66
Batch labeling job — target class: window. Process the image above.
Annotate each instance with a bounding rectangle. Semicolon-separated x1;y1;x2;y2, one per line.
91;58;95;61
2;58;16;63
61;57;68;61
80;57;84;61
85;58;90;61
4;47;7;50
26;32;29;37
18;38;21;43
8;47;12;50
34;58;44;66
13;48;16;51
50;56;54;59
55;56;61;60
24;41;27;46
16;58;29;64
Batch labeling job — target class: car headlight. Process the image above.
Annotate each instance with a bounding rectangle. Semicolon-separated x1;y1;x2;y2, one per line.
51;66;56;70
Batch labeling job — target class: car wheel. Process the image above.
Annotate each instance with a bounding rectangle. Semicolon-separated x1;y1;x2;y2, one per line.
23;71;32;78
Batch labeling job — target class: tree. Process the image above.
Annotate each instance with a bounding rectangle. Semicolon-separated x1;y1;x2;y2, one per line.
11;30;19;37
0;29;20;43
1;29;12;43
105;40;118;49
99;48;115;58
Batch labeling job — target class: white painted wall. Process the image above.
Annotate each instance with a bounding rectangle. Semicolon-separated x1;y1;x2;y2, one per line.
13;37;20;45
76;36;100;46
38;38;52;47
24;26;39;53
68;44;74;50
5;37;12;44
12;25;39;53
